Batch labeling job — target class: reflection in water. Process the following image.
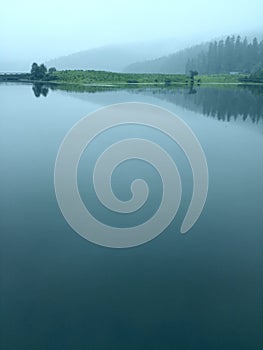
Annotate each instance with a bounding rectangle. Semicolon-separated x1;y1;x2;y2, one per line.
136;85;263;124
32;83;49;97
188;85;197;95
33;83;263;123
1;82;263;350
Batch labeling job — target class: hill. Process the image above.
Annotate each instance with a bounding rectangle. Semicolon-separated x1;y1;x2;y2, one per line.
124;43;209;74
186;36;263;74
125;33;263;74
46;40;183;72
45;34;212;73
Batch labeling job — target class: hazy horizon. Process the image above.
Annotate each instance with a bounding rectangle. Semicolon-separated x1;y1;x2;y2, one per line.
1;0;263;71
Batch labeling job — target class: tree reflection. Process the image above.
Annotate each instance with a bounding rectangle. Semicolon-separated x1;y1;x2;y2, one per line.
134;85;263;124
31;82;263;123
32;83;49;98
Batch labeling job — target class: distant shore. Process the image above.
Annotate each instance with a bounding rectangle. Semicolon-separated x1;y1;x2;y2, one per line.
0;70;262;86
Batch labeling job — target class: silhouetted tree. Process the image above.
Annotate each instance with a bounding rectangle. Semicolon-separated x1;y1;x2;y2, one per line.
30;62;38;79
48;67;56;73
190;70;198;79
30;63;47;80
189;70;198;86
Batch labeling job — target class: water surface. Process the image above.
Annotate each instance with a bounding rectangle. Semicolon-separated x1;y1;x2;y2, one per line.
1;83;263;350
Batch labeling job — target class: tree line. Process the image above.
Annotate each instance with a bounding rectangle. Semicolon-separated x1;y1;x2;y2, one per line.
186;35;263;74
30;62;56;80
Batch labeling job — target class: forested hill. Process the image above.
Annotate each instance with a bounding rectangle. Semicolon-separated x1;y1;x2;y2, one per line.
125;35;263;75
124;43;209;74
186;36;263;74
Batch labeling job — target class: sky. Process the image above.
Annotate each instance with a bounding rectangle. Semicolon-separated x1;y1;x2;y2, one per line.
1;0;263;70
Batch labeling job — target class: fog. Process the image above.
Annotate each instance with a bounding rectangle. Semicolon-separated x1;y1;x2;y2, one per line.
1;0;263;71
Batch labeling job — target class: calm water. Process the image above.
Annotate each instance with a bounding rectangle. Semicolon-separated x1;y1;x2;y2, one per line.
1;83;263;350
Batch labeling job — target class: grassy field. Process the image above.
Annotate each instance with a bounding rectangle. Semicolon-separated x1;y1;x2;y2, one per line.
0;70;255;85
48;70;188;85
50;71;251;85
197;74;248;84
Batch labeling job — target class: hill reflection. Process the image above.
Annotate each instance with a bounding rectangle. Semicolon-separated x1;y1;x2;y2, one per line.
32;83;263;123
140;85;263;124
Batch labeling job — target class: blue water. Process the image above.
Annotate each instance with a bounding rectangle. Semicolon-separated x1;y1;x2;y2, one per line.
1;83;263;350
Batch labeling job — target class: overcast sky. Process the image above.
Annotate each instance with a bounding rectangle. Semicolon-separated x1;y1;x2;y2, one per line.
1;0;263;68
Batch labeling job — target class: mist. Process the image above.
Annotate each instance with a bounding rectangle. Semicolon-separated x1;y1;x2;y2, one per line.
1;0;263;71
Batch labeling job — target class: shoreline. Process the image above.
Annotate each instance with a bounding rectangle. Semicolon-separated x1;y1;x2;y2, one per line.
0;72;262;87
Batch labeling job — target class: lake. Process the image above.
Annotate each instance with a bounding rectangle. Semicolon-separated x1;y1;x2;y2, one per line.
1;82;263;350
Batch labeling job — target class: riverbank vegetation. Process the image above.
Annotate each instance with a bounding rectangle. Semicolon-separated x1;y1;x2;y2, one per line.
1;63;263;86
